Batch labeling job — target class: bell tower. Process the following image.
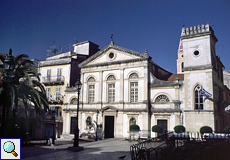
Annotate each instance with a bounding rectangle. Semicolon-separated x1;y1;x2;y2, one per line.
177;39;184;73
179;23;218;71
180;23;220;132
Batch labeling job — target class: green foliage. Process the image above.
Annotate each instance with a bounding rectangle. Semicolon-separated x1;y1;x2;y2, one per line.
86;116;92;126
200;126;213;134
0;49;49;137
174;125;186;133
152;125;163;133
223;126;230;133
130;125;140;132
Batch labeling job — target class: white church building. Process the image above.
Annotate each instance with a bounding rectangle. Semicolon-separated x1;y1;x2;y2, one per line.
62;23;230;138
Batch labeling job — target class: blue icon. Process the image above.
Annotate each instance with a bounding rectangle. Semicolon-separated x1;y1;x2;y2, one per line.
3;141;18;157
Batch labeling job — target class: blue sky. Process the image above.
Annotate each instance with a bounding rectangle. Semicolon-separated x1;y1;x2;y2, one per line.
1;0;230;73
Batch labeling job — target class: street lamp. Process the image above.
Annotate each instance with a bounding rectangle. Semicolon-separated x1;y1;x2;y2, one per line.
95;109;99;141
52;109;56;145
73;79;82;149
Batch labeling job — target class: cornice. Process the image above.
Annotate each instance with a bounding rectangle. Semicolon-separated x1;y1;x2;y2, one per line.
151;108;181;112
183;64;213;71
39;58;71;67
80;58;148;69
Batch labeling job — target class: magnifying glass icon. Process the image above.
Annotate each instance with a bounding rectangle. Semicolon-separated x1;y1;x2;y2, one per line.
3;141;18;157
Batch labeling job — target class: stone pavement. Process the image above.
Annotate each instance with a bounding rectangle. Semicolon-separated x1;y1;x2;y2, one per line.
21;138;163;160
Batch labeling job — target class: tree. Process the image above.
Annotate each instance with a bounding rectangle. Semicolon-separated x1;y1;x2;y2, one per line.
223;126;230;133
174;125;186;133
0;49;49;138
152;125;163;133
200;126;213;134
129;125;140;132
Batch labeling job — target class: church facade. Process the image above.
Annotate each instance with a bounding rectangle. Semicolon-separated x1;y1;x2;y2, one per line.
62;23;230;138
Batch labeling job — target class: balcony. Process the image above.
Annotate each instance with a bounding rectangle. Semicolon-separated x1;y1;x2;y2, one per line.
48;94;64;105
42;76;65;86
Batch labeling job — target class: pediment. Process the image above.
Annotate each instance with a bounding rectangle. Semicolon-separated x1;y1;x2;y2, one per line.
101;106;117;112
79;44;149;68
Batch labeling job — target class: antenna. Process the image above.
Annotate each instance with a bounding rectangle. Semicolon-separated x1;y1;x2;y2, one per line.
183;20;185;27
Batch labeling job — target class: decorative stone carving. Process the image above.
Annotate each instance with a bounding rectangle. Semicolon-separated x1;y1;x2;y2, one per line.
155;95;170;103
194;26;197;34
88;77;95;82
197;25;201;33
107;75;116;81
190;26;193;35
129;73;139;79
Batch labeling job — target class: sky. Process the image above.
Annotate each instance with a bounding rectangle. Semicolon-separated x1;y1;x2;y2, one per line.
1;0;230;73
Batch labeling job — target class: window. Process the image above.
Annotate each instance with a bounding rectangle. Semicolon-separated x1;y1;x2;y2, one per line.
88;85;95;103
107;52;116;60
47;69;51;82
194;85;203;109
88;77;95;82
46;88;50;101
109;52;114;59
70;98;77;105
155;95;170;103
129;73;139;79
193;50;201;57
107;75;116;81
88;77;95;103
57;68;62;81
130;82;138;102
108;84;115;102
107;75;116;103
56;87;61;101
129;73;139;103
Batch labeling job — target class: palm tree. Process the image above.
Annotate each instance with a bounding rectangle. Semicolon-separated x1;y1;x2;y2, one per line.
0;49;49;137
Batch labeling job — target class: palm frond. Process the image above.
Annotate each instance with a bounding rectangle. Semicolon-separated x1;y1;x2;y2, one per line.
32;80;46;93
17;59;33;69
14;54;29;66
0;55;5;63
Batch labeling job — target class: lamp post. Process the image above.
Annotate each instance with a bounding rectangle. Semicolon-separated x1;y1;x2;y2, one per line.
52;109;56;145
95;109;99;141
73;79;82;148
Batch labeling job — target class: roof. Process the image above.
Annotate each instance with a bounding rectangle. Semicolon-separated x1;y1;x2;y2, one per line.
167;74;184;81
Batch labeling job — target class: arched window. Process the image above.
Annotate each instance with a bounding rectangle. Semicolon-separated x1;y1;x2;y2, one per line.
88;77;95;82
88;77;95;103
194;85;203;109
129;117;136;126
107;75;116;103
129;73;139;79
129;73;139;102
70;98;78;105
155;95;170;103
107;75;116;81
